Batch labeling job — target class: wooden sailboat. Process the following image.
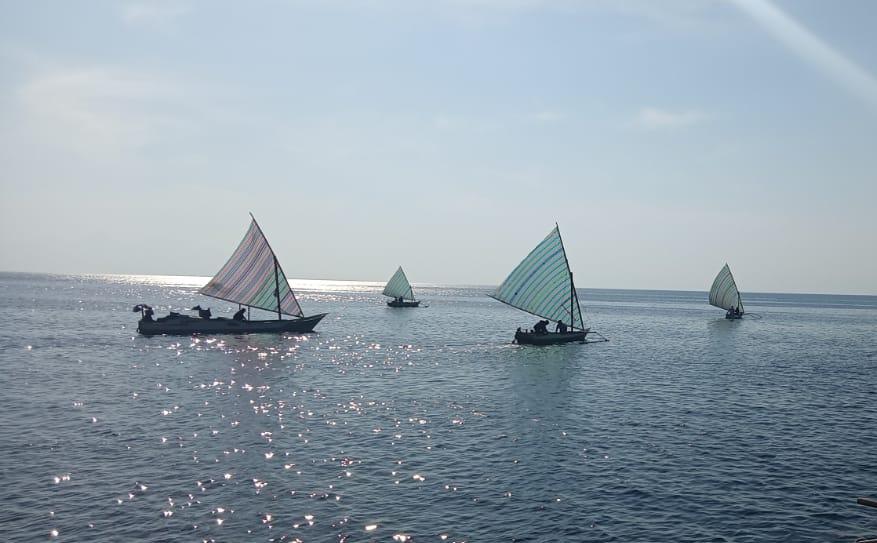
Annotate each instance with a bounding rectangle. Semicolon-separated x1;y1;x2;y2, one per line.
383;266;421;307
137;214;327;335
489;224;589;345
709;263;745;319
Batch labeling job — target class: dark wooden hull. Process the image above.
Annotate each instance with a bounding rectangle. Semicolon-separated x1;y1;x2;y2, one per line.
387;300;420;308
725;313;743;320
138;313;327;336
514;329;588;345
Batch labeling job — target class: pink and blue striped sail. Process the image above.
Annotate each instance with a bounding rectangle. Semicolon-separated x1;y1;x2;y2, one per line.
199;219;303;317
490;226;584;330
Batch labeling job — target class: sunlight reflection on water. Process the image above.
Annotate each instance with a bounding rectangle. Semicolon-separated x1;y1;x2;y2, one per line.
0;273;876;541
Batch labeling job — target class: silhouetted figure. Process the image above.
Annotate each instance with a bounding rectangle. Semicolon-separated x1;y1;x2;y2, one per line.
555;320;567;333
533;320;549;334
192;305;212;319
233;307;246;321
397;297;404;304
143;307;155;322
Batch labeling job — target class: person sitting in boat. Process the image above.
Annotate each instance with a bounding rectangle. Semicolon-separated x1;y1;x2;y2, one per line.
555;320;568;333
396;296;404;304
192;305;212;319
143;306;155;322
533;320;549;334
233;307;246;321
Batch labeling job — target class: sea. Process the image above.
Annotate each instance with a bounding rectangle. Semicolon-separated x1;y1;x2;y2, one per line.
1;272;875;542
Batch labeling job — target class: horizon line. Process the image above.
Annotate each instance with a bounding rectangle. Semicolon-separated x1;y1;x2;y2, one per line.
1;269;874;298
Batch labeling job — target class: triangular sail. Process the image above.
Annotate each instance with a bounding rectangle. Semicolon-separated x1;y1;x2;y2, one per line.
383;266;415;301
709;263;743;313
490;226;584;330
199;218;304;317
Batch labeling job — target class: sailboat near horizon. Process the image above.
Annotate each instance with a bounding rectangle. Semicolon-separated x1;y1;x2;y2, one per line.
383;266;421;307
709;263;745;319
136;214;327;335
489;224;590;345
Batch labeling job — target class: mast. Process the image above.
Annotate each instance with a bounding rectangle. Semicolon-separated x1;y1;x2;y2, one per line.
555;223;583;331
273;255;281;321
571;272;584;330
249;212;302;320
570;271;575;327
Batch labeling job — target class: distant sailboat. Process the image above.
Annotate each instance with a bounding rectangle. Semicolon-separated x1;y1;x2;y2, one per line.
383;266;420;308
709;263;744;319
489;224;589;345
137;214;327;335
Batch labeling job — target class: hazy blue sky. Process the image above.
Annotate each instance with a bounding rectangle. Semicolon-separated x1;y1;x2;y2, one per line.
1;0;875;294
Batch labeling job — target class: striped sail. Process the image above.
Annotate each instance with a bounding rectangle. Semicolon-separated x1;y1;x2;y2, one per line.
709;263;743;313
199;219;304;317
490;226;584;330
383;266;415;300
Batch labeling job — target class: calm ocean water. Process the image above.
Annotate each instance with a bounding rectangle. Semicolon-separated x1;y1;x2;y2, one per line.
1;272;875;542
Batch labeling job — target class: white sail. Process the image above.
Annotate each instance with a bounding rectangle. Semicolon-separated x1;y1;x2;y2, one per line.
200;216;304;317
383;266;415;301
709;263;743;313
489;226;584;330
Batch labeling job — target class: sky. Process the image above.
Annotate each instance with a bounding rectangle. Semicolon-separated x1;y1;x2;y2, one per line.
0;0;875;294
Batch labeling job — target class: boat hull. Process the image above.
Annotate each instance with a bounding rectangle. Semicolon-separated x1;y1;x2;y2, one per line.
387;300;420;308
514;329;588;345
138;313;327;336
725;313;743;320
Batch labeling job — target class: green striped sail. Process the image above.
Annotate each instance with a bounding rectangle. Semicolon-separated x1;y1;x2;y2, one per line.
709;263;743;313
383;266;415;301
199;218;304;317
490;226;584;330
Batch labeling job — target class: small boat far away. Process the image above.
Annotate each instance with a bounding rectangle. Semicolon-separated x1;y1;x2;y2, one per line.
383;266;421;308
136;214;327;335
709;263;745;319
489;224;590;345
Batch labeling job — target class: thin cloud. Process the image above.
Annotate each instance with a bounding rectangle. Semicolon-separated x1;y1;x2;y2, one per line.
16;67;190;153
528;110;565;123
636;107;709;129
732;0;877;112
121;2;190;26
601;0;724;31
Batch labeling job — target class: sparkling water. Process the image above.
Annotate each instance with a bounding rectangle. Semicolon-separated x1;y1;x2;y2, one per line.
1;272;875;541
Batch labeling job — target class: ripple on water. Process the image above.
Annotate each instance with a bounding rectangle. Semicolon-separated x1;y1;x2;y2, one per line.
1;276;876;541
